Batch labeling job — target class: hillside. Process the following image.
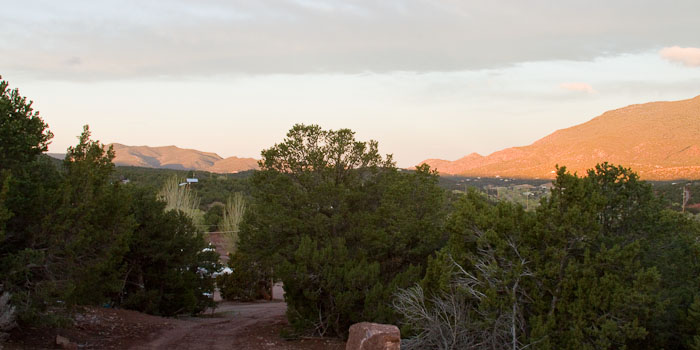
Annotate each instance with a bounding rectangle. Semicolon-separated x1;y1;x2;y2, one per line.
207;156;260;174
420;95;700;180
109;143;259;173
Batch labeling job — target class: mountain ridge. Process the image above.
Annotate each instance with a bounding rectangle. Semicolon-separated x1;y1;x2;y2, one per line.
420;95;700;180
109;143;259;173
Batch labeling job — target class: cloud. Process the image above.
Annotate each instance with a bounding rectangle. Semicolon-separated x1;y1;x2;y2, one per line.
560;82;596;94
660;46;700;67
63;57;82;66
2;0;700;80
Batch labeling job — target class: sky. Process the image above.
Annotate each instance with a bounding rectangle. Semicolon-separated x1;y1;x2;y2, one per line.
2;0;700;167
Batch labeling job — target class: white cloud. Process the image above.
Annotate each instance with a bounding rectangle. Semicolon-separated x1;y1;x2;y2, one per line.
660;46;700;67
2;1;700;80
560;82;596;94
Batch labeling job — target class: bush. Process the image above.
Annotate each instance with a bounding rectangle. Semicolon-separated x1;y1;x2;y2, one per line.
221;193;246;252
1;127;133;323
158;176;204;227
0;291;15;343
119;187;219;316
397;164;700;350
217;252;271;301
203;203;224;232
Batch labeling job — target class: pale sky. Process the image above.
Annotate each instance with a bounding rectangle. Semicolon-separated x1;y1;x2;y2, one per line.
2;0;700;167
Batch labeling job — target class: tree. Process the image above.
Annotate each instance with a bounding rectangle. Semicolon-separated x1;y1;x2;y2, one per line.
396;190;536;350
0;175;12;243
0;75;52;281
158;176;204;227
398;164;692;350
237;124;445;337
221;192;246;253
0;290;16;343
119;187;218;316
0;76;53;172
203;203;224;232
0;126;133;323
0;77;226;328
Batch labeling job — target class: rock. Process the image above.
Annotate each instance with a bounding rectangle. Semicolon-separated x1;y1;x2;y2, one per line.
346;322;400;350
55;335;78;350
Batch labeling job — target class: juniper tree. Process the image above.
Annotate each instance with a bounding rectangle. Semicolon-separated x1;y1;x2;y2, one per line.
398;164;699;350
237;124;445;336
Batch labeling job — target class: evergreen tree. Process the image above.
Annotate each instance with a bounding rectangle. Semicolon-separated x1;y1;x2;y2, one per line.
0;77;225;327
119;187;218;316
399;164;698;350
1;126;133;322
0;76;53;172
237;124;445;337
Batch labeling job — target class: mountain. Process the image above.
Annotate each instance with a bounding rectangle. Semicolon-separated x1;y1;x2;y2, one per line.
207;156;260;173
109;143;259;173
420;95;700;180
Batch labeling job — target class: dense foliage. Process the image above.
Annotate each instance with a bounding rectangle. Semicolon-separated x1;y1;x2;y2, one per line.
112;166;252;210
0;78;217;327
217;252;271;301
653;180;700;214
0;76;53;171
3;76;700;350
397;164;700;350
119;187;219;316
0;291;14;342
237;124;446;337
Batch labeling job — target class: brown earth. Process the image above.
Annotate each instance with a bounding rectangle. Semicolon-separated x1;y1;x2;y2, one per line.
5;301;344;350
420;94;700;180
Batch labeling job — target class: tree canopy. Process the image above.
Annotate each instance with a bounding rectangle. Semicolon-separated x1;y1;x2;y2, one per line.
0;78;219;328
397;163;700;350
0;76;53;171
236;124;446;336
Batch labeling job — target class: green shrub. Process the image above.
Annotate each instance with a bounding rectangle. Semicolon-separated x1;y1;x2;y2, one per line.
217;252;271;301
119;187;219;316
237;125;445;337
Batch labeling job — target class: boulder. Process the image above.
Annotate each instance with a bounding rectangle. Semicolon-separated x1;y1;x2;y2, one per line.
346;322;400;350
55;335;78;350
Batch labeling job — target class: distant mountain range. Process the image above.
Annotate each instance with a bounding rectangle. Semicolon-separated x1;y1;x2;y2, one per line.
420;95;700;180
108;144;259;173
49;144;259;173
46;95;699;180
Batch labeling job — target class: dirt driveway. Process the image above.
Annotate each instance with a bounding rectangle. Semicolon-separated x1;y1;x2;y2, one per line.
133;301;285;350
5;301;343;350
131;301;343;350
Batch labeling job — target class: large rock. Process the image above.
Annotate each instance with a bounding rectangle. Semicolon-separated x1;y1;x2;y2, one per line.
346;322;400;350
55;335;78;350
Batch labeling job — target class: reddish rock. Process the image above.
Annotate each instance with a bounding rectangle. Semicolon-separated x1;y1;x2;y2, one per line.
55;334;78;350
346;322;400;350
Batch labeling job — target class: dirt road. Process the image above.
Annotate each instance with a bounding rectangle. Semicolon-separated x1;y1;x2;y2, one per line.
132;302;285;350
130;301;343;350
5;301;343;349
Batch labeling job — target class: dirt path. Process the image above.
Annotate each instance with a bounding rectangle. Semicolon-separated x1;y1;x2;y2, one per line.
132;301;288;350
5;301;344;350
